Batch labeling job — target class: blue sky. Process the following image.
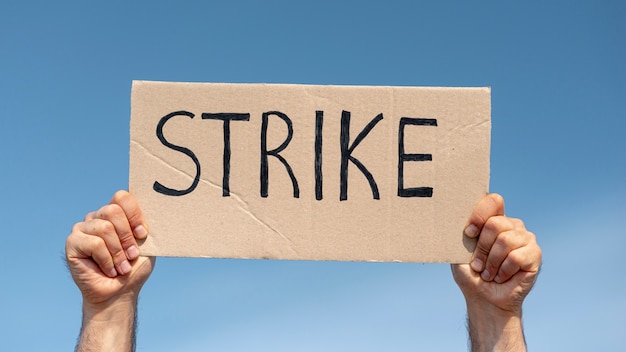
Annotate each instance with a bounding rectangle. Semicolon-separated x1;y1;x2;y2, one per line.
1;1;624;351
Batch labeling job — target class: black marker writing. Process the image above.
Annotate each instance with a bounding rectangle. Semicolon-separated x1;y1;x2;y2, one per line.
202;113;251;196
340;111;383;201
315;110;324;200
260;111;300;198
397;117;437;197
153;111;201;196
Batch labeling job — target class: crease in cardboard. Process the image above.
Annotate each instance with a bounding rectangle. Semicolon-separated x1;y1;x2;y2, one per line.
131;140;224;191
227;191;299;254
302;85;340;107
454;119;490;130
131;140;298;253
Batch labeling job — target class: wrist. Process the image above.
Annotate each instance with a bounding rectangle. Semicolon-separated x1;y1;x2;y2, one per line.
78;296;138;352
466;300;526;352
82;294;138;322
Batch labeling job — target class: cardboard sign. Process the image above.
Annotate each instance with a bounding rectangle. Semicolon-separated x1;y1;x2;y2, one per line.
129;81;490;263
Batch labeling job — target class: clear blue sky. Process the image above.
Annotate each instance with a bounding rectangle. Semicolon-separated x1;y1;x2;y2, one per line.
1;1;624;351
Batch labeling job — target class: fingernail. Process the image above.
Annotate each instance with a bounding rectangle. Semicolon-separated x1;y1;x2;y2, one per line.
134;224;148;238
118;260;132;275
464;224;479;238
108;268;118;278
481;270;491;281
494;275;502;283
470;258;484;272
126;245;139;260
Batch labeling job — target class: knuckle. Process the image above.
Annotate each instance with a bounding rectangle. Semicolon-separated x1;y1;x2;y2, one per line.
84;236;110;259
100;203;124;219
111;190;129;204
118;232;135;246
126;212;142;228
488;193;505;208
65;232;79;252
510;217;525;229
473;211;488;227
484;216;519;235
506;249;523;265
475;242;490;258
122;232;136;242
98;253;115;269
498;260;515;279
493;233;510;252
516;228;537;247
483;216;501;232
90;219;114;235
90;235;108;252
111;248;127;260
70;222;83;234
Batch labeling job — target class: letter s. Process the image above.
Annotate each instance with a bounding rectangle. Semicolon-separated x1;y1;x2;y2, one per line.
153;111;201;196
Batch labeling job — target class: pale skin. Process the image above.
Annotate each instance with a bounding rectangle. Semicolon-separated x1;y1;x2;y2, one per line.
453;193;542;351
66;191;154;352
66;191;541;352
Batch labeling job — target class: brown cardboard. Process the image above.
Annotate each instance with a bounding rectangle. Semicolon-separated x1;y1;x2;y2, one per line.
129;81;490;263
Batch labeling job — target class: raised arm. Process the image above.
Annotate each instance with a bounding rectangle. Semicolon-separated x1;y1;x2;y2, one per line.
452;194;542;352
66;190;155;352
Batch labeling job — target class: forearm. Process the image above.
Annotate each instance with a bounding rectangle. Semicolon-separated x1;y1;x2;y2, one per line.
466;302;526;352
76;298;137;352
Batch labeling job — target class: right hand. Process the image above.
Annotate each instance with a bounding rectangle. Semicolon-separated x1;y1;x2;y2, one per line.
65;190;155;308
452;193;541;314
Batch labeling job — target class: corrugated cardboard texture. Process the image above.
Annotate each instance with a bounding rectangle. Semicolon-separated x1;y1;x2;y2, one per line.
130;81;490;263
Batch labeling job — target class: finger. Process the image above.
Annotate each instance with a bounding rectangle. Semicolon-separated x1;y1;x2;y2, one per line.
109;190;148;261
94;203;139;261
84;211;96;221
66;229;118;278
110;190;149;241
482;227;528;282
470;215;516;275
78;219;132;275
494;239;541;283
464;193;505;239
451;263;478;288
493;248;522;284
